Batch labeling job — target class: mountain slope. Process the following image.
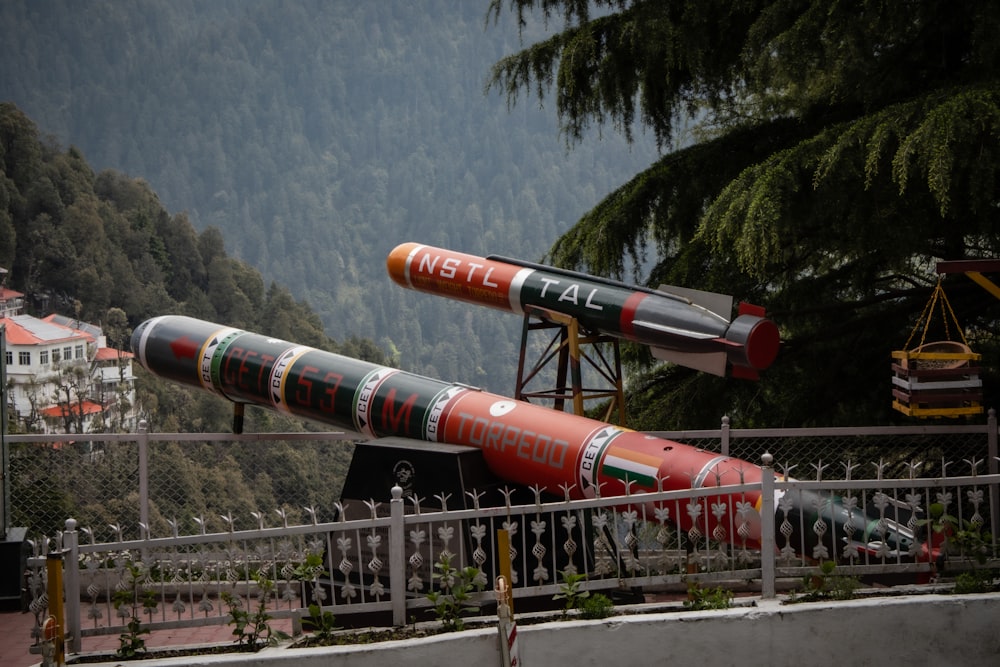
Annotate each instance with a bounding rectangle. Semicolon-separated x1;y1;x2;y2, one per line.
0;0;659;392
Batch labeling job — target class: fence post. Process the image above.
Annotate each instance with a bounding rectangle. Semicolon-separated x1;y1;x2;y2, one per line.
137;420;149;536
63;518;81;654
45;547;65;665
389;484;406;627
720;415;730;457
759;453;776;599
988;409;998;542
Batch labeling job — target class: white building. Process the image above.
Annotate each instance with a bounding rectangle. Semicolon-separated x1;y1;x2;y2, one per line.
1;286;137;433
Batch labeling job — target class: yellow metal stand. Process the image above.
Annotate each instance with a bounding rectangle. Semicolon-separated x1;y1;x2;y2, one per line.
514;305;627;425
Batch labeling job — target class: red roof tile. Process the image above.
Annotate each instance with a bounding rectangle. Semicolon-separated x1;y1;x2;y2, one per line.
94;347;133;361
40;400;104;418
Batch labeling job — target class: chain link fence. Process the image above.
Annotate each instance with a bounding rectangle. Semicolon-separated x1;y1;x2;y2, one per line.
9;413;998;543
9;430;357;542
652;412;998;481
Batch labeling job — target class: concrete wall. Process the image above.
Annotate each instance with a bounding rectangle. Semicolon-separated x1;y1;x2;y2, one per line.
67;593;1000;667
519;595;1000;666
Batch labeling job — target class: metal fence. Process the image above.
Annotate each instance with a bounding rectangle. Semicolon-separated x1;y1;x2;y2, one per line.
650;414;997;480
10;413;998;544
17;414;1000;657
8;429;358;541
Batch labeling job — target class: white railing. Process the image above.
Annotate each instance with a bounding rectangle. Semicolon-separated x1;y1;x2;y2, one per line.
26;460;1000;654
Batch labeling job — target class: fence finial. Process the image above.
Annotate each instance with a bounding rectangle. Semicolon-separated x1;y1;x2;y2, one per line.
304;505;318;525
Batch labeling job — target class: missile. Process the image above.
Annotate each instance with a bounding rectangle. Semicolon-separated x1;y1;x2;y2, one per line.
386;243;780;378
131;315;916;560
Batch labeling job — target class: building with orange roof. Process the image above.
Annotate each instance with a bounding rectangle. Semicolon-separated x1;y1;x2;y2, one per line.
1;303;137;434
0;285;24;319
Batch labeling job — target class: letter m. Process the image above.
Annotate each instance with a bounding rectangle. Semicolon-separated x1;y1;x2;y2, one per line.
380;388;417;434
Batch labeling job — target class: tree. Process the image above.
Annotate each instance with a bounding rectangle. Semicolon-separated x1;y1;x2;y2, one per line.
50;361;91;433
487;0;1000;427
103;307;135;433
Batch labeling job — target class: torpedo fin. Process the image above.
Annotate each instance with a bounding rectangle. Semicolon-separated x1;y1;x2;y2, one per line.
650;347;728;376
656;285;734;321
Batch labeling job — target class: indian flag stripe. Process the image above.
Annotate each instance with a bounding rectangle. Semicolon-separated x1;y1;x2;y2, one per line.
602;447;661;487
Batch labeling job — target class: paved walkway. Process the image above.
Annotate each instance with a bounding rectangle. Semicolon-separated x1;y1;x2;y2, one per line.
0;606;294;667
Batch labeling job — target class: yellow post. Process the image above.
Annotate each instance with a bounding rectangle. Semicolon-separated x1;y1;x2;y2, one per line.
496;528;514;614
965;271;1000;301
46;552;65;666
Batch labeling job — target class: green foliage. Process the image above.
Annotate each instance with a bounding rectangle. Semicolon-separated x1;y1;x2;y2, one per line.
111;562;156;659
3;1;998;436
921;503;994;566
953;570;995;595
0;99;384;376
425;552;484;632
0;4;655;402
949;526;994;565
579;592;615;619
798;561;862;602
683;581;734;611
116;617;150;659
552;570;590;616
489;1;1000;428
222;574;289;652
302;604;341;643
292;552;327;581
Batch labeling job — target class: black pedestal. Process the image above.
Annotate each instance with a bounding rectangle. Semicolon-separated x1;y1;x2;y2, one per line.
0;527;29;611
339;437;521;517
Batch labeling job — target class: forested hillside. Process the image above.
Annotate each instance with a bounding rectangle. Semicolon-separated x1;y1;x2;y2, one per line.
0;102;386;360
1;102;375;532
0;0;659;394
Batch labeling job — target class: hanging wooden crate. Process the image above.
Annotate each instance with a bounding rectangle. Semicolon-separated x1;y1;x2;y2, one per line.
891;341;983;417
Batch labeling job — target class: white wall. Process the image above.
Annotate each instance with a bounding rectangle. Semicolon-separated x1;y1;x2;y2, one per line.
63;593;1000;667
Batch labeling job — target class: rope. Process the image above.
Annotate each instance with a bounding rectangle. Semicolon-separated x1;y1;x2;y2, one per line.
901;278;971;351
938;283;971;347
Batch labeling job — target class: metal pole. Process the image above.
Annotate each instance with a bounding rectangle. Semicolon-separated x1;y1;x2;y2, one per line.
63;519;80;654
988;409;998;543
1;323;8;539
760;452;776;599
389;485;406;626
720;415;730;457
137;420;148;536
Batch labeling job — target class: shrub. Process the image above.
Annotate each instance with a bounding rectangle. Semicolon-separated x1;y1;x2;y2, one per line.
426;552;484;632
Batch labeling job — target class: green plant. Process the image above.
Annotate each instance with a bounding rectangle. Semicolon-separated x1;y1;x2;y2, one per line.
425;552;483;632
683;581;734;610
919;503;959;552
111;562;155;659
222;574;289;651
949;524;993;564
115;617;150;659
942;519;995;593
800;560;861;601
553;570;590;616
292;552;326;580
579;593;615;619
302;603;341;642
923;506;994;586
953;570;993;594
